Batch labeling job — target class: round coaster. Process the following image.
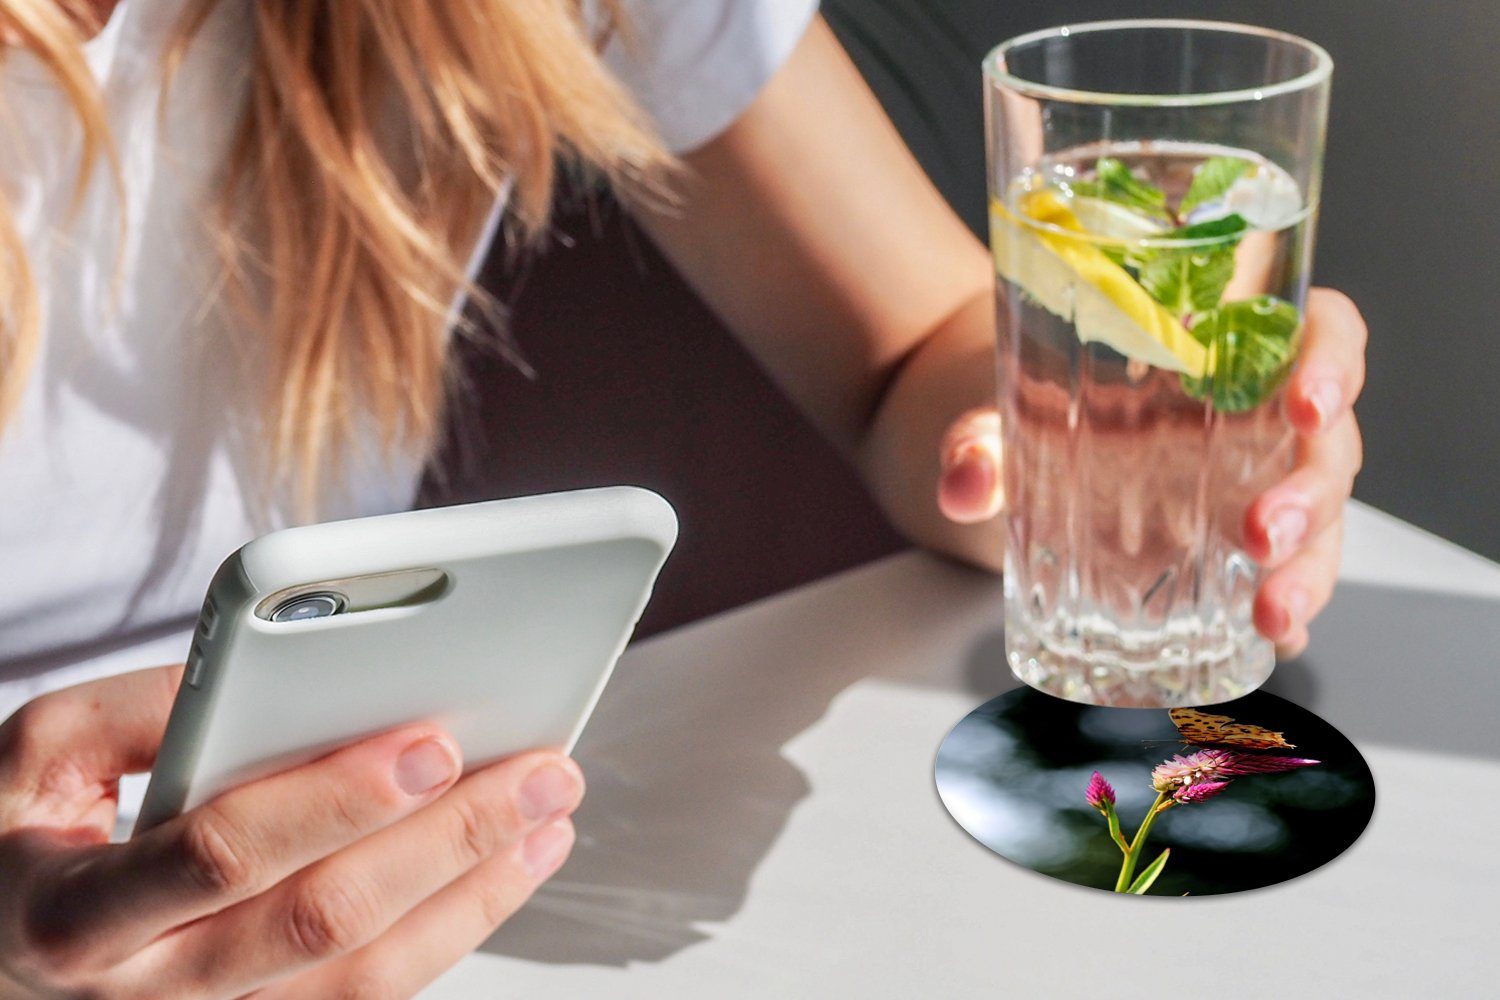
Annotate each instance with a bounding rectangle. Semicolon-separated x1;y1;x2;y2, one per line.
935;688;1374;896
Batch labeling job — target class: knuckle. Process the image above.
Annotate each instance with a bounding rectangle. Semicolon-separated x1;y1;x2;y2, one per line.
1345;419;1365;480
1318;288;1367;345
326;783;373;835
1347;310;1369;350
173;806;258;896
320;752;408;830
1;699;53;766
447;793;518;866
1313;285;1355;314
286;876;377;960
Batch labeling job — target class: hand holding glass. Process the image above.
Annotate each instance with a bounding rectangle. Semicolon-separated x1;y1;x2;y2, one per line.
985;21;1332;706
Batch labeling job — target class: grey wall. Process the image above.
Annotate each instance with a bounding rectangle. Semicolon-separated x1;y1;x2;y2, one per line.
826;0;1500;561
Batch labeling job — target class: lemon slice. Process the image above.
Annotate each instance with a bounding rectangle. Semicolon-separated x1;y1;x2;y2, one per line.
1068;195;1169;241
990;190;1209;378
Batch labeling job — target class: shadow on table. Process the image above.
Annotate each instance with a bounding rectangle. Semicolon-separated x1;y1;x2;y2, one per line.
1265;581;1500;761
482;560;1498;968
481;554;991;968
962;581;1500;761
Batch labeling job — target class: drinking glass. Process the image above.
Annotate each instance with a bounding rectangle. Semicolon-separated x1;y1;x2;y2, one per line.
985;20;1332;706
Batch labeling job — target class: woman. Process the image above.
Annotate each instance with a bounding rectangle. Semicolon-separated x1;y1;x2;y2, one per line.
0;1;1365;995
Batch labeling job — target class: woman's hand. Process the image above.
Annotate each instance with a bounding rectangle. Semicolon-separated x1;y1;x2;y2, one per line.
1242;289;1366;655
938;287;1368;658
0;665;582;999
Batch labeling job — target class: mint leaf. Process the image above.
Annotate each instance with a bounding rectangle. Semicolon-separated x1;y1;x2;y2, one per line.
1135;215;1249;315
1073;157;1170;220
1179;156;1253;218
1180;296;1302;412
1138;251;1233;315
1173;214;1251;242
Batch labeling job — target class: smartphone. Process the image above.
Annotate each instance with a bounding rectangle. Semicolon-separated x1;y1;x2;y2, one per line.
133;486;676;834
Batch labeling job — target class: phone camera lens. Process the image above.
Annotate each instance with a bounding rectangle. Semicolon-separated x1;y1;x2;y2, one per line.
269;592;346;623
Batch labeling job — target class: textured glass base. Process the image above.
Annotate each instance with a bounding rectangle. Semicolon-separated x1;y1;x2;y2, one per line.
1007;619;1275;708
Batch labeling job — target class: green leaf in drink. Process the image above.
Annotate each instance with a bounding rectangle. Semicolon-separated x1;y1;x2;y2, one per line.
1135;214;1249;315
1072;157;1171;221
1179;155;1253;217
1181;296;1302;412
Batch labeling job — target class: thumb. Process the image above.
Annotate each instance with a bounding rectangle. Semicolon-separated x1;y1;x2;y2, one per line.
937;408;1003;524
3;664;183;784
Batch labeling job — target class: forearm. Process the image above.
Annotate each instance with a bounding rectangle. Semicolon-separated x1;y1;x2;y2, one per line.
631;14;1006;570
854;287;1004;572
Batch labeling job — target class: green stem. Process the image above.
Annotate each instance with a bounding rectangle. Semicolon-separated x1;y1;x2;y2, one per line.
1114;791;1172;892
1104;803;1129;854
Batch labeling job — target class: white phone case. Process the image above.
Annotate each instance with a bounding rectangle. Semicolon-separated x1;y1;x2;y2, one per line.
133;486;676;835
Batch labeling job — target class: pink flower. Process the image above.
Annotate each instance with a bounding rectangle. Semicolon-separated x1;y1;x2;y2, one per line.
1152;748;1321;806
1173;780;1231;804
1218;755;1321;776
1151;749;1234;792
1086;771;1116;810
1152;749;1322;795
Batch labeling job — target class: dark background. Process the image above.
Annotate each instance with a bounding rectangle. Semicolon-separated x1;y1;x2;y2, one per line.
935;688;1376;895
421;2;1499;634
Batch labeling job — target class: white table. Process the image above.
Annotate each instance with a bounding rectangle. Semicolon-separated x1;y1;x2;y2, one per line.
426;501;1500;998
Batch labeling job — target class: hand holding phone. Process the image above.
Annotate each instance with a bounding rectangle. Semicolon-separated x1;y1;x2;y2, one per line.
0;486;674;998
136;485;676;832
0;665;587;998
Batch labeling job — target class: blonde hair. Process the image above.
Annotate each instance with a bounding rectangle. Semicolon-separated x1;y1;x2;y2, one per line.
0;0;672;511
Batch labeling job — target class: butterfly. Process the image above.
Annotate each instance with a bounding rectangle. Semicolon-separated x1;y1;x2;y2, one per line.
1167;707;1295;751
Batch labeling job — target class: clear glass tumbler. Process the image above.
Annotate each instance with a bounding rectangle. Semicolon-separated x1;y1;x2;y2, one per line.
985;20;1332;706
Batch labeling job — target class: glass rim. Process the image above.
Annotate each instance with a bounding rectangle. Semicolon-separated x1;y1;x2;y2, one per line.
983;18;1333;107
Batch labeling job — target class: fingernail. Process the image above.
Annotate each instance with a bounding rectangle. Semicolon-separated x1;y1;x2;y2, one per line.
395;738;459;796
522;819;575;879
1283;587;1311;631
942;448;993;490
944;438;993;473
1307;379;1342;428
940;442;999;518
1266;505;1308;560
519;760;584;821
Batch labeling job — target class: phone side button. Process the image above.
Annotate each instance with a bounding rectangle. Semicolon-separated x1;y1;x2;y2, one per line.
185;643;205;689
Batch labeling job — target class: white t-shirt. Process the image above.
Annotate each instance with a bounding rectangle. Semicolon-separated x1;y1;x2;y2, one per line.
0;0;819;723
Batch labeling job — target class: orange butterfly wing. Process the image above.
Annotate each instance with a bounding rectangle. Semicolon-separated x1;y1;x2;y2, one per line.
1168;708;1295;750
